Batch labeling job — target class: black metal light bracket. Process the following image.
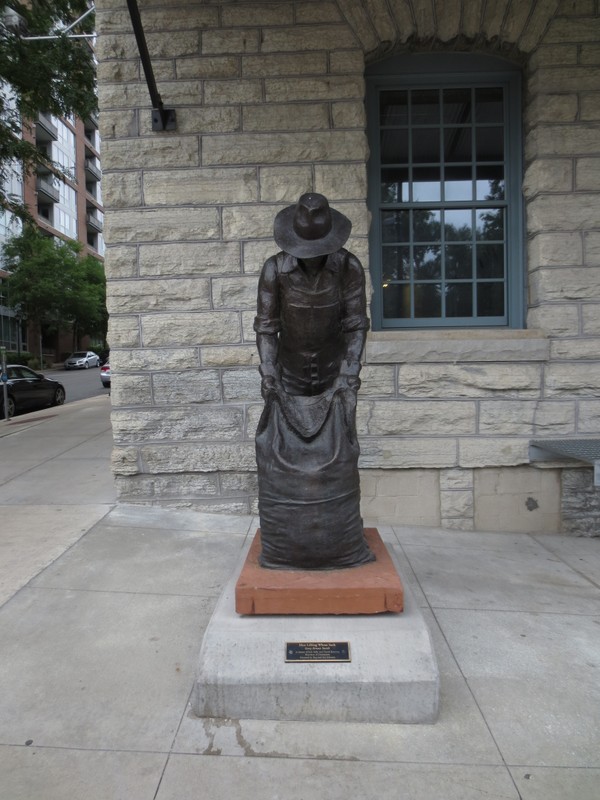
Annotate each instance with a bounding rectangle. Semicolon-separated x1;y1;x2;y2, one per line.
125;0;177;132
152;107;177;132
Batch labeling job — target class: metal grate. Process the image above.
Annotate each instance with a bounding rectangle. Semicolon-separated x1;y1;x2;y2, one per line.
529;439;600;487
530;439;600;460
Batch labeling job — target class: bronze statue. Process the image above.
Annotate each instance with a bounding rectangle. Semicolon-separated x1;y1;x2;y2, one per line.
254;193;375;570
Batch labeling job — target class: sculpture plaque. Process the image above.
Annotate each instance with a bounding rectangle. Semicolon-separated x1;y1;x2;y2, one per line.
254;193;375;570
285;642;351;662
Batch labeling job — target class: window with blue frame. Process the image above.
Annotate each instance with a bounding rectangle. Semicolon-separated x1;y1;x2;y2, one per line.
366;54;523;329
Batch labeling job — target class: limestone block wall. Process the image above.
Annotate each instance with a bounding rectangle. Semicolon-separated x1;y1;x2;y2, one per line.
96;0;600;534
524;1;600;534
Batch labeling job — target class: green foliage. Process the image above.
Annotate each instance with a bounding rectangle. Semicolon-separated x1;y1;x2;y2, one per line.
0;2;96;216
65;249;108;346
5;349;32;364
2;225;106;345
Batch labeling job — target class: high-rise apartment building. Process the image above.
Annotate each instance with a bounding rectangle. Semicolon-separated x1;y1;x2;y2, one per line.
26;110;104;257
0;105;104;357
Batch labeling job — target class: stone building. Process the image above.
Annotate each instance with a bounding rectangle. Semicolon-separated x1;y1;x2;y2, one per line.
97;0;600;535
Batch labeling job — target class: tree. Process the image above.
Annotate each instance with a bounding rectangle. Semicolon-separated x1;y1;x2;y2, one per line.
2;225;106;354
63;250;107;349
0;1;96;217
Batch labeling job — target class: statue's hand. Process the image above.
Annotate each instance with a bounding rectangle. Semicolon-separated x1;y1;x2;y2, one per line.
333;374;361;393
261;375;281;400
259;360;281;400
332;375;359;427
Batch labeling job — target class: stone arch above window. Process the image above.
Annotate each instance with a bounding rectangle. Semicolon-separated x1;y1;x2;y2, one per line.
336;0;561;57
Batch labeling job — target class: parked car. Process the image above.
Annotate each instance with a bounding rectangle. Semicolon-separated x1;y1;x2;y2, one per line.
0;365;66;418
100;363;111;388
64;350;100;369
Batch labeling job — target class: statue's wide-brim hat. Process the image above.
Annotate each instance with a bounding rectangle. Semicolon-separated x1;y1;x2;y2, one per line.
274;193;352;258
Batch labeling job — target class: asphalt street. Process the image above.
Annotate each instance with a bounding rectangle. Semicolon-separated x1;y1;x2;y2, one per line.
46;365;108;405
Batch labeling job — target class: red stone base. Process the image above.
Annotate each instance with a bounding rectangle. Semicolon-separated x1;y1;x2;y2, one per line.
235;528;404;615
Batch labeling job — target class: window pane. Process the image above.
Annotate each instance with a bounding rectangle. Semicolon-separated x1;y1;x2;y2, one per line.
55;180;78;237
476;208;504;240
443;88;471;124
444;209;472;241
367;61;520;329
52;119;76;178
475;87;503;123
446;283;473;317
445;165;472;200
412;128;440;163
413;167;441;201
413;245;441;279
476;243;504;278
446;244;472;278
414;284;441;317
444;127;471;162
413;209;441;242
476;126;503;161
476;164;504;200
411;90;439;124
382;210;409;242
477;282;504;316
381;129;408;164
381;167;409;202
380;90;408;125
383;283;411;318
383;246;410;280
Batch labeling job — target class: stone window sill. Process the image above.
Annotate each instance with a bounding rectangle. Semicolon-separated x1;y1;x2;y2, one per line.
365;329;549;364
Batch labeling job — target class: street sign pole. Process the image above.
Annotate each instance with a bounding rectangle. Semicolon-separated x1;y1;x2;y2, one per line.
0;346;8;422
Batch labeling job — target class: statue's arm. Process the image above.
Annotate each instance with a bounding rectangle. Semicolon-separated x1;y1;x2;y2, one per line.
254;257;281;391
340;328;367;379
339;252;370;388
256;333;279;379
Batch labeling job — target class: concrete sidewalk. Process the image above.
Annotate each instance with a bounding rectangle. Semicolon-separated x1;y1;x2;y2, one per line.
0;397;599;799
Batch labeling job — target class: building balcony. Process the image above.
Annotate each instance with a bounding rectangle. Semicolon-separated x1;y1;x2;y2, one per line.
84;132;100;155
85;110;99;129
37;206;55;229
86;190;102;209
35;151;52;175
36;112;58;143
1;7;26;34
87;231;105;257
36;176;59;204
86;211;104;233
84;157;101;182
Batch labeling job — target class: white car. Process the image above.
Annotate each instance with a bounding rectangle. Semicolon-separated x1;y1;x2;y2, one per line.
100;363;111;387
64;350;100;369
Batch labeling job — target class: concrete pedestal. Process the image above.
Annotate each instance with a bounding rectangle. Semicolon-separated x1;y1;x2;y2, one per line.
194;538;439;724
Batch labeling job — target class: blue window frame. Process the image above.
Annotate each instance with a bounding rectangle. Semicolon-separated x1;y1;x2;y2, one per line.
366;54;523;329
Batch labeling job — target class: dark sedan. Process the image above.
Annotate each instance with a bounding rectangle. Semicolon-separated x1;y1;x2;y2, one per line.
0;365;66;418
